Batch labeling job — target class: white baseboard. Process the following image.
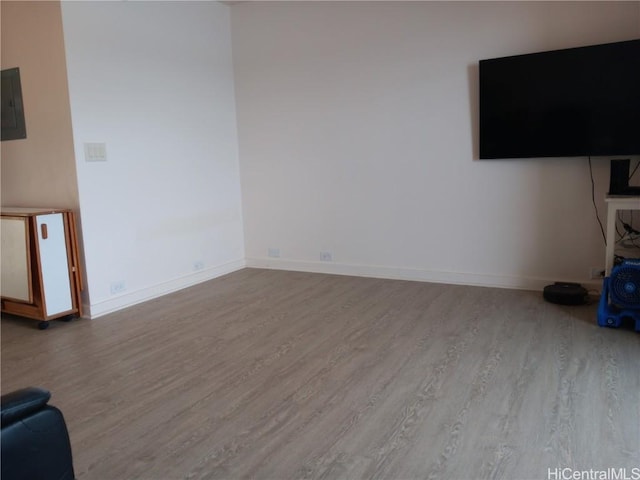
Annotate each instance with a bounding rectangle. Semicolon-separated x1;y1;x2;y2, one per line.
245;256;603;293
84;256;603;318
86;259;246;319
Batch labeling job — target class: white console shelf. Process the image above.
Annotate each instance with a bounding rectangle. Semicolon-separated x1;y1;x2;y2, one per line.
604;195;640;275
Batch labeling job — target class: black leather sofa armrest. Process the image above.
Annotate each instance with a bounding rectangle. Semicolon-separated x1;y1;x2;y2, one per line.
1;387;51;427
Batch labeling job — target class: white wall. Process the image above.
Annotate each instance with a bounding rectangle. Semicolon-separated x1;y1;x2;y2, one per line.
62;1;245;317
232;1;640;290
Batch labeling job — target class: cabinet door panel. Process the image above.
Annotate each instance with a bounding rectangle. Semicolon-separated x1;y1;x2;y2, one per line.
0;217;32;302
36;213;72;316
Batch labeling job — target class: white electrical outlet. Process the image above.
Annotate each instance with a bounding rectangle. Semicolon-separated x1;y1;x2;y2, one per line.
590;267;605;279
193;260;205;271
320;251;333;262
110;280;126;295
268;248;280;258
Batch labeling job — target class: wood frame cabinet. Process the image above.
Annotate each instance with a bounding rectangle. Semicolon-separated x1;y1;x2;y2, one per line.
1;208;83;329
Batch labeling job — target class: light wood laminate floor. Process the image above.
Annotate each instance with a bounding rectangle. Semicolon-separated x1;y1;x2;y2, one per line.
2;268;639;479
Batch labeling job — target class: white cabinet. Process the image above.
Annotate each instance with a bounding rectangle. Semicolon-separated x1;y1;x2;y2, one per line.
1;208;83;329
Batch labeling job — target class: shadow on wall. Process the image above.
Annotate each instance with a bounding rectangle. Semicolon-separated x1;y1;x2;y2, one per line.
467;64;479;162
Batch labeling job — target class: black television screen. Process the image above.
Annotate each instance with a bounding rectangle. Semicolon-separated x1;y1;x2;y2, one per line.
479;39;640;159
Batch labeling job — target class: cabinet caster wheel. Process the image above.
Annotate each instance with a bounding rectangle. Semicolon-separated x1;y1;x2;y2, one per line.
38;321;50;330
59;315;73;322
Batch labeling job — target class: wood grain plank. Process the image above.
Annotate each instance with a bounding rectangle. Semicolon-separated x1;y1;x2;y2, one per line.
2;269;638;480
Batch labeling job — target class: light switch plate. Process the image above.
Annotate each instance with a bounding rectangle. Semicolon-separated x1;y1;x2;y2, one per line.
84;142;107;162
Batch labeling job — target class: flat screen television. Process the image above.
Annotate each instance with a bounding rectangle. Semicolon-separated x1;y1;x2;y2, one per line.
479;39;640;159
